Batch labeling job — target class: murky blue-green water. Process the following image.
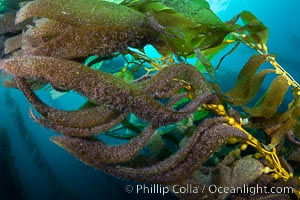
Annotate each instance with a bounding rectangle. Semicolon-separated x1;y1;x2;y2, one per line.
0;0;299;199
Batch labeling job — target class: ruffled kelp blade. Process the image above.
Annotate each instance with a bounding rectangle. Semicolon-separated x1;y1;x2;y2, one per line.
222;52;299;149
238;11;269;45
123;0;234;56
51;125;156;164
21;18;161;59
2;60;216;137
225;54;293;119
0;11;29;34
16;0;147;27
4;34;22;54
0;56;217;127
93;122;247;184
51;118;247;184
244;75;291;118
225;55;270;105
16;77;128;136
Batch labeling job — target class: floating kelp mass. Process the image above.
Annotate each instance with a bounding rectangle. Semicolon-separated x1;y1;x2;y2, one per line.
0;0;300;199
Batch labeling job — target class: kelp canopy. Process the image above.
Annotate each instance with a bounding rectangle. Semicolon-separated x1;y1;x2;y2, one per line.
0;0;300;199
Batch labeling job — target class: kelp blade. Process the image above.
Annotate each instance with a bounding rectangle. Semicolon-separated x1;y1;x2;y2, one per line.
244;75;291;118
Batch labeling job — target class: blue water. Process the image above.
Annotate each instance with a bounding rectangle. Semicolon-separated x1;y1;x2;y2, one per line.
213;0;300;83
0;0;299;199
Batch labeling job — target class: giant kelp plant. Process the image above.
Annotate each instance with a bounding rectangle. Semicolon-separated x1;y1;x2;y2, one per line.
0;0;299;199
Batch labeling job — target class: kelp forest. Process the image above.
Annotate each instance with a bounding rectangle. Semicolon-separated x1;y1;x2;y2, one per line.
0;0;299;199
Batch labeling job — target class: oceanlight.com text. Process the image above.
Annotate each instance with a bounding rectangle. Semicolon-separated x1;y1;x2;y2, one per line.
124;183;294;196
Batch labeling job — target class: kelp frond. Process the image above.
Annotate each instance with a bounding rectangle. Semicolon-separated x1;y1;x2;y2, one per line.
1;0;300;199
0;56;217;127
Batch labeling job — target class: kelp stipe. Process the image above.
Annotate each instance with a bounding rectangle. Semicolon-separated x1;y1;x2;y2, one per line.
0;127;25;199
3;90;76;199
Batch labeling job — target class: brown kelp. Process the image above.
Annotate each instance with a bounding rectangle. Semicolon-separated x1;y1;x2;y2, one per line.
3;90;76;199
0;0;300;199
21;19;161;59
0;8;32;60
0;11;27;35
2;56;217;126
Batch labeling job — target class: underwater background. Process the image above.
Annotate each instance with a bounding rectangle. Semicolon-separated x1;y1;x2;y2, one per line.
0;0;299;199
